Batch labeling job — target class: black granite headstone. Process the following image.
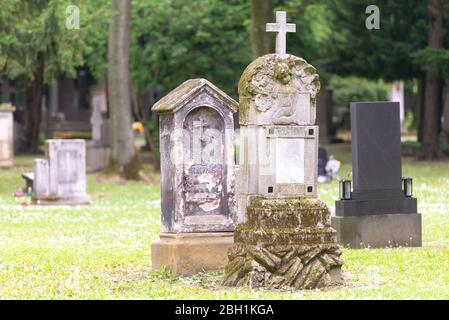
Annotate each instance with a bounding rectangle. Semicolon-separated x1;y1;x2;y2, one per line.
336;102;417;216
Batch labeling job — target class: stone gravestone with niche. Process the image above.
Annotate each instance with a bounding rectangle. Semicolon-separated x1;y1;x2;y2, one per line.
0;103;15;168
223;12;343;289
151;78;238;276
332;102;421;248
33;139;91;205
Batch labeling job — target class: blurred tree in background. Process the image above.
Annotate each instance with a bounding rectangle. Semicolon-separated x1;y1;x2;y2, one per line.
0;0;107;152
326;0;449;159
1;0;448;162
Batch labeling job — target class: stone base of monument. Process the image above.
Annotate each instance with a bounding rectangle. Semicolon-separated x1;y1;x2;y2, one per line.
335;196;418;216
151;232;234;276
86;142;111;173
332;213;422;249
32;195;91;206
222;197;344;289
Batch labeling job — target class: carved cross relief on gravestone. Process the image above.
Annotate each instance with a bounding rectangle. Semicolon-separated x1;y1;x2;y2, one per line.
183;107;227;217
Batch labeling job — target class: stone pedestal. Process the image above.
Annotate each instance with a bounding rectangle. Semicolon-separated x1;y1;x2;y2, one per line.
332;213;422;248
0;104;15;168
151;232;233;276
223;198;344;289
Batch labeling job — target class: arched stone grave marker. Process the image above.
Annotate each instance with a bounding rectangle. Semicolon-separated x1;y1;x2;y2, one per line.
151;78;238;276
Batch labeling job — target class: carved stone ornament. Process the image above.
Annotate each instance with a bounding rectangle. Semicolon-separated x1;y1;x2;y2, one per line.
238;54;320;126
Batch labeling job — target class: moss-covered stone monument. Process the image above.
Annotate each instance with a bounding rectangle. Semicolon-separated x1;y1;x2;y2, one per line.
223;11;344;289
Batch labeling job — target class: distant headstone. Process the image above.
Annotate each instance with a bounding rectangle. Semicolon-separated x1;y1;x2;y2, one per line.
333;102;421;248
33;139;91;205
0;103;15;168
223;11;343;290
151;78;238;276
86;88;111;173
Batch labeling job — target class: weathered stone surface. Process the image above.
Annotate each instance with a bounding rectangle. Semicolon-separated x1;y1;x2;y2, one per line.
152;78;238;233
0;103;15;168
33;139;90;205
223;197;343;289
266;11;296;58
237;54;320;220
238;54;320;126
225;12;343;290
151;232;233;276
152;78;238;113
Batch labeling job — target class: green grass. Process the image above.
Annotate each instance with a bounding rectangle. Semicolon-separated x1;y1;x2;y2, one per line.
1;144;449;299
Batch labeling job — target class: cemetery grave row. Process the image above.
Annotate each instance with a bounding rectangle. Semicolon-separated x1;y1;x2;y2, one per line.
0;11;422;292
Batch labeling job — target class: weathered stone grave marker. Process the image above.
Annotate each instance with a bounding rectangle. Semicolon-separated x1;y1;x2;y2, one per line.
0;103;15;168
223;11;343;289
86;101;111;173
33;139;91;205
332;102;421;248
151;78;238;276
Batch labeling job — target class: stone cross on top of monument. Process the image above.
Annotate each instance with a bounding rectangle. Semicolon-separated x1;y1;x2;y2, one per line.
266;11;296;58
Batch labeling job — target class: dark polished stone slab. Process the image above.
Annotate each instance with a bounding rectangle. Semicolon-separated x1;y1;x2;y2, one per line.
336;102;418;217
351;101;402;194
332;213;422;248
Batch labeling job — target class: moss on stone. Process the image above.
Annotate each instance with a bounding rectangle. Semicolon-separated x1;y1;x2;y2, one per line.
237;54;321;125
223;195;343;289
152;78;238;113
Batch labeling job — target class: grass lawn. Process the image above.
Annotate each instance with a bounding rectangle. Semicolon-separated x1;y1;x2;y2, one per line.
1;144;449;299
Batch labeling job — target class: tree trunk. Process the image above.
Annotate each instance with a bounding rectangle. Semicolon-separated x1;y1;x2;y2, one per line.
250;0;275;58
132;90;160;170
417;75;426;143
24;58;44;153
419;0;444;160
107;0;141;179
1;77;11;103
